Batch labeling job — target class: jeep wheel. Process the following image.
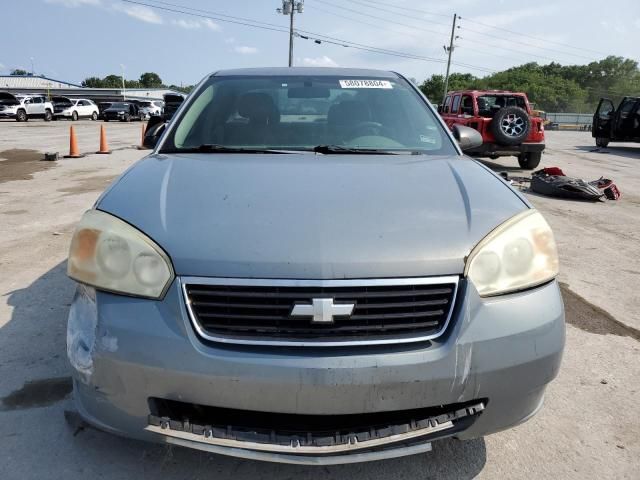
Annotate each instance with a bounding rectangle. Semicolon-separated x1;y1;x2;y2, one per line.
91;112;98;121
71;111;78;121
595;137;609;148
16;109;27;122
518;152;542;170
44;109;53;122
491;106;531;146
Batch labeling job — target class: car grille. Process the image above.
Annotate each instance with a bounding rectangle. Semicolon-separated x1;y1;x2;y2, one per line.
182;277;458;346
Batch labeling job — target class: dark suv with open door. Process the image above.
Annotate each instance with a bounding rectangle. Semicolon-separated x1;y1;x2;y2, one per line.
592;97;640;147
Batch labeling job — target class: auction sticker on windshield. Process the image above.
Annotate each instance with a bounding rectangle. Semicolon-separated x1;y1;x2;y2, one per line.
339;80;393;89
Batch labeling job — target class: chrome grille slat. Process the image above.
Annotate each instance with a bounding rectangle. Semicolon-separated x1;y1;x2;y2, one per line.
182;276;459;346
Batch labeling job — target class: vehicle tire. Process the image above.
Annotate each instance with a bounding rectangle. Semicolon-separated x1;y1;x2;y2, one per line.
490;106;531;146
91;112;98;121
71;111;78;121
104;118;109;122
518;152;542;170
16;109;27;122
595;137;609;148
44;109;53;122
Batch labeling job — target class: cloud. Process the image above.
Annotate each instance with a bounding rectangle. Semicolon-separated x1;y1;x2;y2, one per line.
201;18;220;31
302;56;338;67
44;0;100;6
224;37;236;44
171;18;220;31
113;4;163;24
234;46;258;54
172;19;202;29
0;62;4;71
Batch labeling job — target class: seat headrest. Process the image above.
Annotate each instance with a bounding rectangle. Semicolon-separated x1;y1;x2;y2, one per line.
237;92;279;124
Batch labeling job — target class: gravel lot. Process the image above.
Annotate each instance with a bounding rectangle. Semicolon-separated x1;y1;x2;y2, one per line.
0;121;638;479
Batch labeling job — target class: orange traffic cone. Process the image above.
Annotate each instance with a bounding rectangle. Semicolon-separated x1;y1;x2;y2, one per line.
64;126;83;158
137;122;147;150
96;125;111;154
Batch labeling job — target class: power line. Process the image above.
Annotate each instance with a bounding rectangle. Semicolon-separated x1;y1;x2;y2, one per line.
461;18;610;57
311;0;449;38
121;0;289;33
344;0;451;19
344;0;608;59
121;0;495;73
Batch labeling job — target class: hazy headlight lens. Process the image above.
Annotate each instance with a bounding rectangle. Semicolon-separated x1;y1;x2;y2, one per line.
68;210;174;299
96;234;131;279
466;210;558;297
134;253;170;287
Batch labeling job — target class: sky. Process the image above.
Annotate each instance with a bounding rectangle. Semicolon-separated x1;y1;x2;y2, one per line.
1;0;639;86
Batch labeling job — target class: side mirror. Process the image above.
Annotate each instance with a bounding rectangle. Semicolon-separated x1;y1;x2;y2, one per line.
437;105;443;114
143;115;166;149
452;125;483;151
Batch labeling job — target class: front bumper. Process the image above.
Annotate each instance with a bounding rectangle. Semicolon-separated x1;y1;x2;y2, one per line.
0;111;17;118
68;278;565;463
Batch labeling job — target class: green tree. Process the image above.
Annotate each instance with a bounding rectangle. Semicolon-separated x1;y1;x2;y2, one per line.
139;72;163;88
168;84;195;94
81;76;104;88
101;74;124;88
419;73;478;105
10;69;29;75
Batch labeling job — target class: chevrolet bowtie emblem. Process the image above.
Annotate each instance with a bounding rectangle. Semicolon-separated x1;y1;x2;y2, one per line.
290;298;355;324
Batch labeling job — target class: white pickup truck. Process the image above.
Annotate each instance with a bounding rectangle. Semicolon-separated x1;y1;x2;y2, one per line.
0;92;54;121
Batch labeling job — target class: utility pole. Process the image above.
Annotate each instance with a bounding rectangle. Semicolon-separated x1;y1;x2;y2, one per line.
442;13;458;105
277;1;304;66
120;64;126;101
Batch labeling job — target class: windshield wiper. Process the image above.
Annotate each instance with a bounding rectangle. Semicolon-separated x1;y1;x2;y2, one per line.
162;144;293;154
312;145;399;155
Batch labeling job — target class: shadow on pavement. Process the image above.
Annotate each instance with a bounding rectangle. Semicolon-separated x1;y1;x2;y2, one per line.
575;145;640;159
2;262;487;480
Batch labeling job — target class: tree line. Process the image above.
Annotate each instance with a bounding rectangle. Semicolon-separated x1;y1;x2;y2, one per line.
80;72;194;94
8;68;194;94
419;56;640;113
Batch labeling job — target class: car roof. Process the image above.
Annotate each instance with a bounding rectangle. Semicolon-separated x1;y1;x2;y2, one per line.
212;67;400;78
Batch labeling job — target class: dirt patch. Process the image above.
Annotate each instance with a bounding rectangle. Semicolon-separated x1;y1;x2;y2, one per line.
0;149;55;184
561;283;640;341
57;175;117;196
0;377;72;411
2;209;28;215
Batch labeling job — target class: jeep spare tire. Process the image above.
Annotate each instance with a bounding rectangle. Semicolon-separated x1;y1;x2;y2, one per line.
491;106;530;146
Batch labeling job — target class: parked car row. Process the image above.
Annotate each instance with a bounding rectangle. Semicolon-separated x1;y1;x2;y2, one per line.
0;91;168;122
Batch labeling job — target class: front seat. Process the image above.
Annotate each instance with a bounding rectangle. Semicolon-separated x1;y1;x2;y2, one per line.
232;92;280;145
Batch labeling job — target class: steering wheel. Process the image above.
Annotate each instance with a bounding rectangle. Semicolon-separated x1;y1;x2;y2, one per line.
345;121;394;140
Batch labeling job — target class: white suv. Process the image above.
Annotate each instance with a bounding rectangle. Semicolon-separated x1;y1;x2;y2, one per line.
137;100;164;119
52;97;99;121
0;92;54;122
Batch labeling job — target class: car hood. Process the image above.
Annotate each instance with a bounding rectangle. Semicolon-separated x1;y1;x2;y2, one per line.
97;153;527;279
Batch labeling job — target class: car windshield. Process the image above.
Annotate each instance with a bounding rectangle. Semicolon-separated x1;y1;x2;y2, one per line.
161;75;456;154
110;103;129;109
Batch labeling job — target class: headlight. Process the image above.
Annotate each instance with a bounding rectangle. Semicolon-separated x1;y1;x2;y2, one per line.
67;210;174;299
465;210;558;297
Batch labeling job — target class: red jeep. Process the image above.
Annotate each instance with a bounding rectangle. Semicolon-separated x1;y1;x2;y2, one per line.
439;90;545;169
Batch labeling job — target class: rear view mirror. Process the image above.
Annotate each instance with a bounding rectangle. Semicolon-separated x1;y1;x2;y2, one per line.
143;115;166;149
452;125;482;151
288;87;330;98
